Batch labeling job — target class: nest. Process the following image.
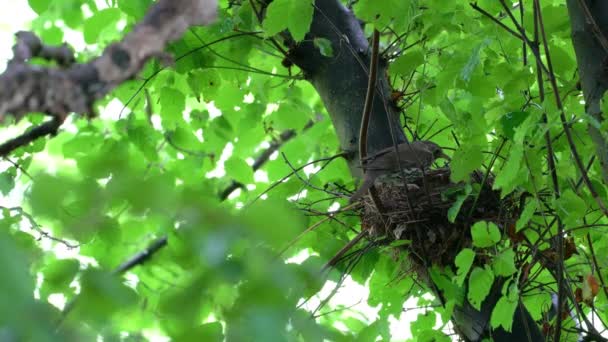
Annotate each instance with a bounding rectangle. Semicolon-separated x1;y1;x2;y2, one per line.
358;167;517;276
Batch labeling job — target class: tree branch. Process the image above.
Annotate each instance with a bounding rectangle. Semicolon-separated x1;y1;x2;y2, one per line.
0;0;217;120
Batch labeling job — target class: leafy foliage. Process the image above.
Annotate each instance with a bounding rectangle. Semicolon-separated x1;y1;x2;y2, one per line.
1;0;608;341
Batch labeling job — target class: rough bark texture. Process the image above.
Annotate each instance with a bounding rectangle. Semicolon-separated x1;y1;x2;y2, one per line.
567;0;608;186
0;0;217;121
287;0;406;177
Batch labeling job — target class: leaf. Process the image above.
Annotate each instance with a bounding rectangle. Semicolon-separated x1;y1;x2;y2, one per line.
468;266;495;310
493;144;524;197
314;38;334;57
390;49;425;77
188;69;223;101
263;0;290;37
500;111;529;140
242;199;306;248
173;322;224;342
491;297;518;332
461;39;491;82
447;184;472;222
76;269;138;323
516;199;537;232
0;172;15;195
454;248;475;286
582;274;600;302
554;190;587;228
118;0;153;20
268;101;312;131
224;157;254;185
490;293;518;332
353;0;411;29
289;0;314;42
159;87;186;128
492;248;517;277
522;292;552;320
41;259;80;294
471;221;501;248
264;0;314;42
450;144;485;182
28;0;50;14
83;8;122;44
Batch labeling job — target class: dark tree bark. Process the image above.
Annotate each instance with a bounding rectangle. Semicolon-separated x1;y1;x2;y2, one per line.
567;0;608;186
286;0;406;176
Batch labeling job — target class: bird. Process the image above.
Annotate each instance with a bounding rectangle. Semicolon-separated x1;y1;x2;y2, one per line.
349;141;449;202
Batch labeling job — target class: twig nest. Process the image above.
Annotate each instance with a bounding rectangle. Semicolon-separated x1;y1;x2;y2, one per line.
357;167;513;273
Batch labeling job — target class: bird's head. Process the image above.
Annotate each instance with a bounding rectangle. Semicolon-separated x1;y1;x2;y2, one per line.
421;141;451;161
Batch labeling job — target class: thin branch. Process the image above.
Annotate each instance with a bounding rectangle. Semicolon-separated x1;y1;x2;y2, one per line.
0;0;218;120
219;119;316;200
0;117;63;157
112;236;168;275
245;153;347;207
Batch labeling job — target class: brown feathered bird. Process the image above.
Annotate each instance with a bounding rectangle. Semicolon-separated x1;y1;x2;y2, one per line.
349;141;449;202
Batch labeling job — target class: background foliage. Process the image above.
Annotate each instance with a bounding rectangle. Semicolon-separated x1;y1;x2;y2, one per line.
0;0;607;341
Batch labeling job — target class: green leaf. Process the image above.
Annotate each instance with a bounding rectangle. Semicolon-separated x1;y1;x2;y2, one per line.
268;101;312;131
471;221;501;248
461;39;491;82
493;144;524;197
554;189;587;228
522;292;552;320
28;0;50;14
450;144;485;182
353;0;411;29
243;199;306;248
40;26;64;45
159;87;186;128
454;248;475;286
83;8;122;44
490;293;518;332
264;0;314;41
76;269;138;323
118;0;153;20
173;322;224;342
225;157;254;184
263;0;290;37
41;259;80;295
516;199;537;232
447;184;472;223
188;69;223;101
500;111;529;140
314;38;334;57
468;266;495;310
390;49;425;77
289;0;314;42
0;172;15;195
492;248;517;277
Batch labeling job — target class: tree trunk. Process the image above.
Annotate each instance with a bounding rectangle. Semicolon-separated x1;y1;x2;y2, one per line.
286;0;405;176
567;0;608;186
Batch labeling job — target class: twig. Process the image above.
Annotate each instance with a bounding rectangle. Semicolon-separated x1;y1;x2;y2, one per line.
277;202;358;258
112;236;168;275
246;153;347;207
321;230;366;271
0;117;63;157
219;119;315;200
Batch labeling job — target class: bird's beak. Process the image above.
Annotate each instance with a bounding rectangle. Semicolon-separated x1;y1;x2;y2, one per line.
438;152;451;161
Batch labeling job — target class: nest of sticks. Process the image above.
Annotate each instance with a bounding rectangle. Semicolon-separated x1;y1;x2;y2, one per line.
357;167;517;275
